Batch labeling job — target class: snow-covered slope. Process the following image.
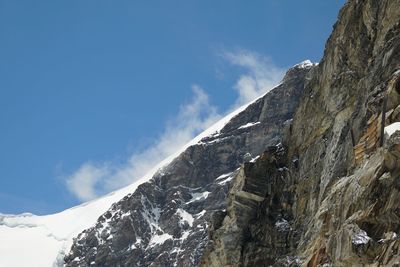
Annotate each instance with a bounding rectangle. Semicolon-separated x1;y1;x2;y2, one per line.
0;86;275;267
0;61;314;267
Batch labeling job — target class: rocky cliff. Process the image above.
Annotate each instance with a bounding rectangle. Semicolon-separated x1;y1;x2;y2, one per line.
64;62;313;266
201;0;400;266
65;0;400;266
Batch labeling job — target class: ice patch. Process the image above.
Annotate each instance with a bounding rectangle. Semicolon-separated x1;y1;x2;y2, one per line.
238;121;260;130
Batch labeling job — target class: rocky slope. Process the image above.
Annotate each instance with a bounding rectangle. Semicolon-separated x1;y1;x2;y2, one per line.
201;0;400;266
65;0;400;266
64;62;313;266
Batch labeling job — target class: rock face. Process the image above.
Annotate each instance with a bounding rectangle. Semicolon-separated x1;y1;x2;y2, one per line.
66;0;400;266
64;63;313;267
201;0;400;266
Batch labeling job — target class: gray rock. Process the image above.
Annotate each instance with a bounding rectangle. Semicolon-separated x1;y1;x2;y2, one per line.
203;0;400;266
64;64;312;267
66;1;400;266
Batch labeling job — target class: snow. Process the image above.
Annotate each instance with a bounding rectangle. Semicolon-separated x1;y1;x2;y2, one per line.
194;210;206;218
176;209;194;227
185;82;281;146
275;219;290;232
200;136;229;145
0;81;282;267
149;233;173;247
293;60;315;69
238;121;260;129
216;172;235;185
385;122;400;137
0;176;150;267
389;232;397;239
352;230;371;245
180;231;191;241
0;224;63;267
250;155;260;163
187;191;210;204
215;172;234;181
140;197;162;237
378;232;397;243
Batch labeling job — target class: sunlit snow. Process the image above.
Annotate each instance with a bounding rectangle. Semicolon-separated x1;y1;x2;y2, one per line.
0;80;285;267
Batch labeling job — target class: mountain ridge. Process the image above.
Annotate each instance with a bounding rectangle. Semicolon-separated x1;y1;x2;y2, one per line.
4;0;400;266
0;61;313;267
63;62;313;266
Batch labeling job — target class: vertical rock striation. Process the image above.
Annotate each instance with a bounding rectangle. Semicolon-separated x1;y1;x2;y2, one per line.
202;0;400;266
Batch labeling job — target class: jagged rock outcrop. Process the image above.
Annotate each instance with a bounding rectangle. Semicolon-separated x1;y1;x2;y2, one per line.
201;0;400;266
200;144;298;267
64;63;313;267
65;1;400;266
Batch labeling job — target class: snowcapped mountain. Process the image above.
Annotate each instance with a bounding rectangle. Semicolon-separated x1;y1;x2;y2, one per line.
0;62;313;267
64;62;313;267
4;1;400;266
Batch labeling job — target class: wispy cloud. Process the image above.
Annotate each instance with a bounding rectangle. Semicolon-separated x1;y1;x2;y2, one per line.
65;86;221;201
222;49;285;107
66;163;109;202
64;49;285;202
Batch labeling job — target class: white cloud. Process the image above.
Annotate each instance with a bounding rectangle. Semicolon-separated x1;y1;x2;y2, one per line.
222;49;285;107
65;86;221;201
103;85;221;191
64;49;284;202
65;163;109;202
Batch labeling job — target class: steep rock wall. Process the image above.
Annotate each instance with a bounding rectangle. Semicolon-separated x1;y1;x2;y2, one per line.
202;0;400;266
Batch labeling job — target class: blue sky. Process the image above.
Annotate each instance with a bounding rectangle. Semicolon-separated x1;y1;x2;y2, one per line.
0;0;345;215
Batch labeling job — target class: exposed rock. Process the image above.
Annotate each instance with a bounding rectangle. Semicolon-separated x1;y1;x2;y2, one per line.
202;0;400;266
64;63;312;267
66;0;400;266
201;144;296;267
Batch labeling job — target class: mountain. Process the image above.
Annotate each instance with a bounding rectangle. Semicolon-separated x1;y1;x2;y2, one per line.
67;0;400;266
0;61;312;266
3;0;400;266
63;62;312;267
201;0;400;266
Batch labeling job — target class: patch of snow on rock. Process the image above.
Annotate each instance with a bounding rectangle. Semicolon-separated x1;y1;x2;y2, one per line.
216;172;235;185
149;233;173;247
385;122;400;137
250;155;260;163
275;219;290;232
176;209;194;227
195;210;206;218
352;230;371;245
0;73;284;266
293;60;315;69
238;121;260;130
187;191;210;204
